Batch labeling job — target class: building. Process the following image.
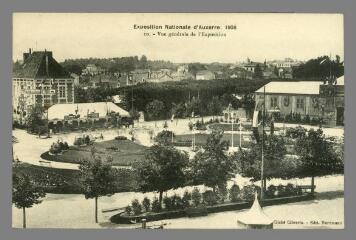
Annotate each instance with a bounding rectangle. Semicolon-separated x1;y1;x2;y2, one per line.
253;77;344;127
13;49;74;123
82;64;106;76
196;70;215;80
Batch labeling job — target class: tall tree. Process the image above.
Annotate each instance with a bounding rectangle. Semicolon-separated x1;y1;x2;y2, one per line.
26;105;47;135
13;163;46;228
134;145;189;206
190;130;234;192
145;100;165;127
295;128;343;194
207;96;223;119
79;148;117;223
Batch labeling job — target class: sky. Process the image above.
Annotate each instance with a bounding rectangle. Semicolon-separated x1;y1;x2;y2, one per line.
13;13;344;63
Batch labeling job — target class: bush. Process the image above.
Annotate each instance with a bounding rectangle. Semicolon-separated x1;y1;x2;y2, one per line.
217;184;228;203
285;183;295;196
73;137;83;146
142;197;151;212
286;127;307;139
171;194;184;210
163;196;173;210
240;185;260;201
131;199;142;215
202;190;218;205
276;184;285;197
115;136;127;140
49;142;61;154
151;197;161;212
125;205;132;215
182;190;191;208
63;142;69;150
266;185;277;198
229;184;241;202
191;187;202;207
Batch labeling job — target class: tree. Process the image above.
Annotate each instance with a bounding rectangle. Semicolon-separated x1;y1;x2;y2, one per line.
134;145;189;207
13;163;46;228
254;64;263;79
154;130;175;146
207;96;223;119
78;148;117;223
26;105;46;135
295;128;343;194
190;130;234;192
145;100;165;127
235;134;287;192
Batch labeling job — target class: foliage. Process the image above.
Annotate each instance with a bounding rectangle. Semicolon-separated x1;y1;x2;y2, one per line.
182;190;192;208
49;140;69;154
145;99;165;122
285;126;307;139
26;105;46;134
293;55;344;79
235;134;288;181
254;64;263;79
125;205;132;215
171;194;184;210
191;187;202;207
151;197;162;212
202;190;218;205
142;197;151;212
78;149;117;222
163;196;173;210
207;96;223;117
131;199;142;215
154;130;175;146
133;145;189;206
12;170;46;209
216;183;228;203
229;184;241;202
190;130;234;190
295;128;344;178
240;185;260;201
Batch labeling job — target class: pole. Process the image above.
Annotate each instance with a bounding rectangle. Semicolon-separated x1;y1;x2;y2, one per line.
260;86;266;200
231;118;234;148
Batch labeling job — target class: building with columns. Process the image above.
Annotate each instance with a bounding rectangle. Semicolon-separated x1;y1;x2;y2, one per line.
253;77;344;127
13;49;74;123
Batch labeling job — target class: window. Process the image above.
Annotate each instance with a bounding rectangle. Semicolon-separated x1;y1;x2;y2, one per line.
270;96;278;108
59;86;66;98
297;98;304;109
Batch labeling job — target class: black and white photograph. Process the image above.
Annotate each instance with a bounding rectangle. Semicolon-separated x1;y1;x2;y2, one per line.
11;13;344;229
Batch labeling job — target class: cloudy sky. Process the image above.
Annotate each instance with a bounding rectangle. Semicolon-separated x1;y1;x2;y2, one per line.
13;13;344;63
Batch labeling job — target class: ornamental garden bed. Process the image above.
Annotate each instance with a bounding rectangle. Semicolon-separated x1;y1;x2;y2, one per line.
41;139;147;166
173;133;247;147
110;194;314;224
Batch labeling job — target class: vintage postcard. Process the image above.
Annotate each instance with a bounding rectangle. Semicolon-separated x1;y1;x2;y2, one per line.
12;13;344;229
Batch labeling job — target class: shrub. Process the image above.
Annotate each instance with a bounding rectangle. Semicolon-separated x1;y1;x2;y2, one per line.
191;188;202;207
286;127;307;139
229;184;241;202
285;183;295;196
131;199;142;215
63;142;69;150
73;137;82;146
151;197;161;212
182;190;191;208
50;142;61;154
240;185;260;201
202;190;218;205
125;205;132;215
142;197;151;212
84;135;91;145
266;185;277;198
171;194;184;210
163;196;173;210
276;184;285;197
217;184;228;203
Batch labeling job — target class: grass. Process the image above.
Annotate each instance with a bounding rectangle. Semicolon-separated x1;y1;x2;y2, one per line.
41;139;147;166
13;162;138;194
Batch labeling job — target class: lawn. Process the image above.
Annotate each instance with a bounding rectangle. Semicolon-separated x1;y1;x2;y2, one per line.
41;139;147;166
174;133;249;147
13;162;138;194
208;123;252;132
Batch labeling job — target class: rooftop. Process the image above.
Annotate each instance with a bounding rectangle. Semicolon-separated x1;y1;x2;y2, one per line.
256;81;324;95
13;51;71;79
